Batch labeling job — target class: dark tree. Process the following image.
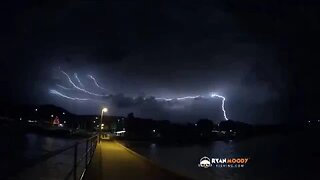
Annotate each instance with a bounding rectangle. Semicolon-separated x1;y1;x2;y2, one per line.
196;119;214;137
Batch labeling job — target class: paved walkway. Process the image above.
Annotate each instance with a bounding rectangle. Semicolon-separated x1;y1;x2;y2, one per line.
83;141;189;180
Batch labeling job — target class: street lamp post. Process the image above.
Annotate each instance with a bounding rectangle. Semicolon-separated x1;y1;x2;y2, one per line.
99;108;108;143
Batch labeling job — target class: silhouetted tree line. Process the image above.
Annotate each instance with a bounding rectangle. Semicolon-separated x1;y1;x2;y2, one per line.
3;105;320;140
112;113;256;142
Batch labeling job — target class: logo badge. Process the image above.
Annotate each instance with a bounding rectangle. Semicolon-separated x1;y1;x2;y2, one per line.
198;156;212;168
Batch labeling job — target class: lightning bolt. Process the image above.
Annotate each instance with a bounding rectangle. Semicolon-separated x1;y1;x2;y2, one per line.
155;94;228;120
49;90;89;101
74;73;84;87
156;95;201;101
88;75;106;90
155;97;174;101
177;95;201;100
57;84;73;90
210;93;228;120
61;71;108;97
53;70;230;121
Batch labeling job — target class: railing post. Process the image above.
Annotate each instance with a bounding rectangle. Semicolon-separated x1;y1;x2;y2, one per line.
90;138;93;157
93;139;95;151
85;139;88;168
73;143;78;180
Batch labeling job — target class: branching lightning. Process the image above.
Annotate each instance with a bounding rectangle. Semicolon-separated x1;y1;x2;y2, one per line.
88;75;106;90
49;90;89;101
51;71;230;120
61;71;107;97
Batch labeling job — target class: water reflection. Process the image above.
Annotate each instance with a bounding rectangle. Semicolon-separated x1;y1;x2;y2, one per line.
124;133;320;180
1;133;79;179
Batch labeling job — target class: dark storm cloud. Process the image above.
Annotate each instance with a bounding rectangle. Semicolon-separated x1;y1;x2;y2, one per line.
34;0;287;124
3;0;319;123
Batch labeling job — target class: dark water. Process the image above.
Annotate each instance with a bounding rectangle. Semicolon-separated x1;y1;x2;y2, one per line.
2;132;320;180
122;132;320;180
0;133;85;180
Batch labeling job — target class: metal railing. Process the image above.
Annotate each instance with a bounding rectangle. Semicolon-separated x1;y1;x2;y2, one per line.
21;135;99;180
63;135;98;180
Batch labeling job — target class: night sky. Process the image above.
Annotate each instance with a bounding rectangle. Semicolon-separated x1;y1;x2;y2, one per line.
1;0;319;124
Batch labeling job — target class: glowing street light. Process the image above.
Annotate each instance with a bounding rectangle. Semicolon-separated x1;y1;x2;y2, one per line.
35;108;38;112
99;107;108;143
